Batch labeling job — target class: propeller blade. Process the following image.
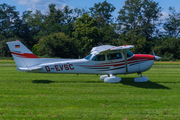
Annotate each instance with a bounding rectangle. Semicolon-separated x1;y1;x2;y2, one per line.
152;50;155;56
152;49;161;63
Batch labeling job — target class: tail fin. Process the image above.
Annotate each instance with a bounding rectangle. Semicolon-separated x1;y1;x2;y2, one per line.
6;40;41;71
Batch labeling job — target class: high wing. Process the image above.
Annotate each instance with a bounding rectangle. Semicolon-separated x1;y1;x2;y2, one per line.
91;45;134;55
109;45;134;51
91;45;134;73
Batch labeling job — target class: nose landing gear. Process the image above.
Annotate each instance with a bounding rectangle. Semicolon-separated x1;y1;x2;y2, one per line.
134;72;149;82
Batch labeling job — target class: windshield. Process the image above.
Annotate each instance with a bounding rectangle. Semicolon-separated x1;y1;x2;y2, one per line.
92;55;105;61
127;50;134;57
84;54;92;60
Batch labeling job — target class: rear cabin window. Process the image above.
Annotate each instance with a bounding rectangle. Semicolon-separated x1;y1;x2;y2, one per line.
107;52;122;60
92;55;105;61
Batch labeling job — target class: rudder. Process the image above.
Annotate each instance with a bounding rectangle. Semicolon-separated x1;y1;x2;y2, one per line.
6;40;40;71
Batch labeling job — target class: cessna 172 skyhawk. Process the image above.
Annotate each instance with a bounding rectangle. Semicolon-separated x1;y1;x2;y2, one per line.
6;40;161;83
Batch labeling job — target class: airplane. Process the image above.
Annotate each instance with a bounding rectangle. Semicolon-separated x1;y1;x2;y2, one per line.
6;40;161;83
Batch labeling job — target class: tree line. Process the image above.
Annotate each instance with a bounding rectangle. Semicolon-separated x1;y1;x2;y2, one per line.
1;0;180;60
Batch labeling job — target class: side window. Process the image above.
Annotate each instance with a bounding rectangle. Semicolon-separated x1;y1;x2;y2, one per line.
92;55;105;61
107;52;122;60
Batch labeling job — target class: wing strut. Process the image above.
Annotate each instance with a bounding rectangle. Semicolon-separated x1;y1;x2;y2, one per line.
123;50;128;73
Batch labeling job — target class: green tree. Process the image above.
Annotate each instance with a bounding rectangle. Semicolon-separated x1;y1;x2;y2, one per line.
41;4;64;36
89;0;115;25
89;1;118;45
62;5;78;37
74;8;88;18
27;10;45;40
163;7;180;38
12;10;37;49
154;37;180;60
102;23;119;44
116;0;162;53
73;13;104;57
36;32;78;58
33;4;78;38
0;33;5;41
0;3;19;38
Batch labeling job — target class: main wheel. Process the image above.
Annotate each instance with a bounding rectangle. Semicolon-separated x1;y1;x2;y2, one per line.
134;76;149;82
100;75;108;80
104;76;121;83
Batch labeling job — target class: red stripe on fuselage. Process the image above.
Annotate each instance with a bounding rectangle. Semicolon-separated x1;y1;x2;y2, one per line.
79;54;154;68
11;52;39;58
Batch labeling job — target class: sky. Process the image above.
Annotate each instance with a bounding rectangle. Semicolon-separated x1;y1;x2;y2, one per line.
0;0;180;19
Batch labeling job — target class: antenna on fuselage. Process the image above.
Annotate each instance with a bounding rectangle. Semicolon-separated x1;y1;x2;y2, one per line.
97;42;103;46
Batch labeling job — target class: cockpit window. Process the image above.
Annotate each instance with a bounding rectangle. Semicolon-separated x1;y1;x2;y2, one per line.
127;50;134;57
84;54;92;60
107;52;122;60
92;55;105;61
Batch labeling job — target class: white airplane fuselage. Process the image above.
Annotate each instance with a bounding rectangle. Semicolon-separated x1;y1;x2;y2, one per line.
18;54;154;75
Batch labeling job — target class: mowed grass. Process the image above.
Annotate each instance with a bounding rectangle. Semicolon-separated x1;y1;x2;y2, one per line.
0;61;180;119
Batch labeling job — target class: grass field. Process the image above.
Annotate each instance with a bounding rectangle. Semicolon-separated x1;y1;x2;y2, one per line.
0;61;180;119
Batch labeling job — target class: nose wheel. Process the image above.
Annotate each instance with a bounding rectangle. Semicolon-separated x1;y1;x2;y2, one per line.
134;72;149;82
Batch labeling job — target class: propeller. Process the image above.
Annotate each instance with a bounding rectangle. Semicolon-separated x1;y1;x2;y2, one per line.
152;50;161;63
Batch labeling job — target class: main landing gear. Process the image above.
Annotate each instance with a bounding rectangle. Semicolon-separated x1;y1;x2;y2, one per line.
100;74;121;83
100;73;149;83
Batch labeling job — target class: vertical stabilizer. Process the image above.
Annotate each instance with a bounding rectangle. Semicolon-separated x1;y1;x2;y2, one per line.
6;40;40;71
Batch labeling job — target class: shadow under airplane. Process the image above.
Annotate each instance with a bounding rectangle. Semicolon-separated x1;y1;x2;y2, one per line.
32;78;170;89
120;77;170;89
32;80;103;84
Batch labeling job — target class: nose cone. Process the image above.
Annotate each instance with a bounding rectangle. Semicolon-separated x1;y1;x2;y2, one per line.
155;56;161;60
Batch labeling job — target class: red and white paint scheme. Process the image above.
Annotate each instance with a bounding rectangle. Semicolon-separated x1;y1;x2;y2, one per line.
6;40;161;83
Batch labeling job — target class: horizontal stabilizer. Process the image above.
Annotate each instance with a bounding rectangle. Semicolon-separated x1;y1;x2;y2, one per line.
18;66;42;71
